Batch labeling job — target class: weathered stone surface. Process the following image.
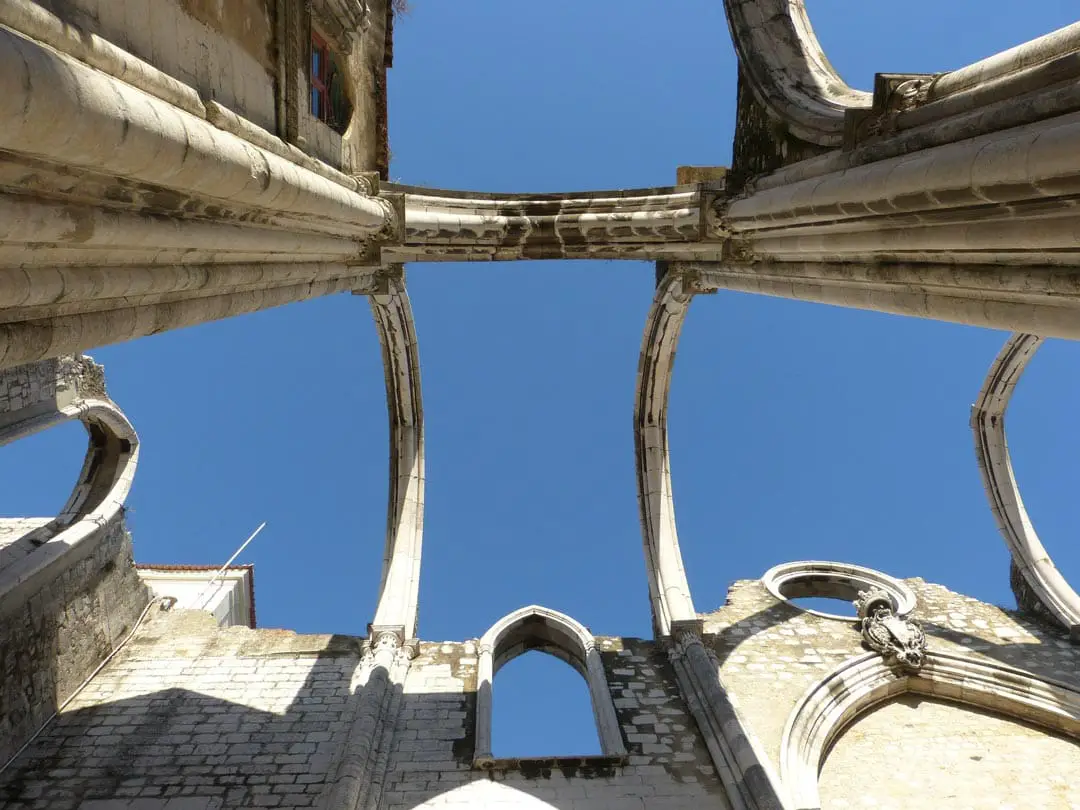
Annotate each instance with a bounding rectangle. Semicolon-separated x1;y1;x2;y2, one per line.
380;637;728;809
0;515;148;769
700;576;1080;780
729;70;827;193
0;609;363;809
819;695;1080;809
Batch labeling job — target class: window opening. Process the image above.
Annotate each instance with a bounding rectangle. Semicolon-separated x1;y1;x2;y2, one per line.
491;651;602;758
310;32;352;135
474;606;626;766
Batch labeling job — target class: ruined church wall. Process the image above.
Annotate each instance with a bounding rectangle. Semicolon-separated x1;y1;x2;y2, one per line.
819;694;1080;809
700;577;1080;799
380;637;728;810
0;610;365;809
0;515;148;770
0;619;729;809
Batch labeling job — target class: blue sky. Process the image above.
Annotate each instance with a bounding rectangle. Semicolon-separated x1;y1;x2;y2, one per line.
4;0;1079;757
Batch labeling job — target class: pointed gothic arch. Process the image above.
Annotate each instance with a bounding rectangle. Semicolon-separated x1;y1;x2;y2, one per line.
780;650;1080;809
473;605;626;766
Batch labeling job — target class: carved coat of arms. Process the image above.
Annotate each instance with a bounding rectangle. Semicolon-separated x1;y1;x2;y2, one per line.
854;589;927;671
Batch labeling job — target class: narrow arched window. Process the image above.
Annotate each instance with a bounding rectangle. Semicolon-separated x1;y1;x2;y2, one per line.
492;651;602;757
473;605;626;766
310;32;353;135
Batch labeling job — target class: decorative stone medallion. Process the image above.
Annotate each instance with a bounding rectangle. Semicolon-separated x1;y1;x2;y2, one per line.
855;588;927;671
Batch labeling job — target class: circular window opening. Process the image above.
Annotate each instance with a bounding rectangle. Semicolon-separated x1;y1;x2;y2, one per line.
761;561;917;622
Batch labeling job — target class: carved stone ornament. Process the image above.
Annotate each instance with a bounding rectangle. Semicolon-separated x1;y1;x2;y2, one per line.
854;588;926;671
843;72;940;148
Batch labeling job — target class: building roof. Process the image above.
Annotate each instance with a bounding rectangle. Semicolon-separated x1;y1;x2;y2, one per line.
135;563;257;628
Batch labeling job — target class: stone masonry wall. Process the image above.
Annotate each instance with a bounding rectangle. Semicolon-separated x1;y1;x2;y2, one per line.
0;355;107;428
0;515;148;769
0;358;62;418
819;694;1080;809
0;617;731;809
0;609;365;809
700;577;1080;789
380;637;730;810
0;518;52;574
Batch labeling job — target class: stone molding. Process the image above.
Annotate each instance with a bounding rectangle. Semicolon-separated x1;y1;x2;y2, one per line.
310;0;370;54
473;605;626;766
0;356;137;616
725;110;1080;269
971;333;1080;640
2;0;372;196
0;28;388;231
780;650;1080;810
634;270;709;637
367;270;425;642
381;183;722;263
761;561;917;622
671;260;1080;342
0;271;382;372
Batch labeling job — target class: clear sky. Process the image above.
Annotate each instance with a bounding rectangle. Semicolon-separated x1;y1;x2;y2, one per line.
4;0;1079;758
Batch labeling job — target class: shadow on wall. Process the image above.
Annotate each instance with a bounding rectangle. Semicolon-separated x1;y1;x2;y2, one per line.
707;590;1077;680
0;628;364;809
0;620;726;810
0;515;148;772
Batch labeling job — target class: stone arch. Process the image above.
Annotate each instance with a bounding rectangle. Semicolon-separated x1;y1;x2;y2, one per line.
634;270;701;637
780;650;1080;809
368;272;424;643
473;605;626;766
722;0;871;145
971;333;1080;638
0;355;137;609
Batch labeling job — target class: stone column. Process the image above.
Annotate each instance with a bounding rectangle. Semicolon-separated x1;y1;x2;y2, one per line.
320;629;413;810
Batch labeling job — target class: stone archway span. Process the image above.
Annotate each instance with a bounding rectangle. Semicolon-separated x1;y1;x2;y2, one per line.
635;269;704;637
723;0;871;146
367;269;425;644
473;605;626;765
971;333;1080;639
0;356;138;609
780;650;1080;810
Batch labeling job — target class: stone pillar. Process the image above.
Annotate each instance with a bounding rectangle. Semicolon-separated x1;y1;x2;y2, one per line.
320;629;413;810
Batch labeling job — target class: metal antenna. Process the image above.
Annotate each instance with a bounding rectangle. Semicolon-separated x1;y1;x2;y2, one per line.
192;522;267;612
